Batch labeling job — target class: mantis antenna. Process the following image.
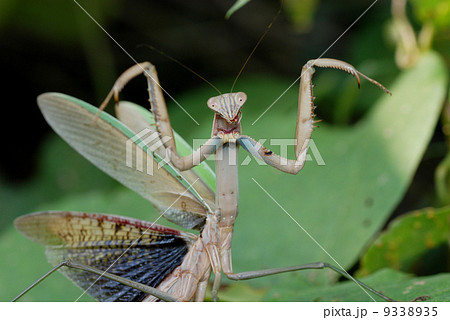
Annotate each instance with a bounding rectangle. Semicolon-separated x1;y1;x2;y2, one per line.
230;2;283;93
139;44;222;95
141;1;283;96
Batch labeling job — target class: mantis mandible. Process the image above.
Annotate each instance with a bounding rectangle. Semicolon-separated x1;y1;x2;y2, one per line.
14;58;394;302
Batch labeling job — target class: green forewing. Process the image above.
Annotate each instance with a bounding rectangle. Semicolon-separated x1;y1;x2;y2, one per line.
37;93;215;230
115;101;216;192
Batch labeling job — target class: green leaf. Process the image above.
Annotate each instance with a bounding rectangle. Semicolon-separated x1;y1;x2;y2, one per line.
410;0;450;31
266;268;450;302
207;283;266;302
284;0;320;32
358;207;450;276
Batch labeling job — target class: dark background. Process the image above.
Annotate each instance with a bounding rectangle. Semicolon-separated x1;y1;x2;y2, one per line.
1;0;396;182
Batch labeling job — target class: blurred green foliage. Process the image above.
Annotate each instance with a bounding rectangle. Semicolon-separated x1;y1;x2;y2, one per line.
1;0;449;301
410;0;450;31
283;0;320;32
358;207;450;276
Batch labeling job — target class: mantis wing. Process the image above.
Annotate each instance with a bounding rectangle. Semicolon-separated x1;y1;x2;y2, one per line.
37;93;215;230
15;211;196;301
115;100;216;194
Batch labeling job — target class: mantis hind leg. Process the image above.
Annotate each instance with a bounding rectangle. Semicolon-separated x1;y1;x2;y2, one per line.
224;261;428;302
11;260;179;302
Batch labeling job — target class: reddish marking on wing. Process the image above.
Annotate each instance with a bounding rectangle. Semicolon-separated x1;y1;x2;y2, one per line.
78;212;182;236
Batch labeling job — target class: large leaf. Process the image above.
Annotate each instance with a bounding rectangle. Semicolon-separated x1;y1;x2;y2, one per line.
358;207;450;276
213;269;450;301
2;52;447;301
266;269;450;302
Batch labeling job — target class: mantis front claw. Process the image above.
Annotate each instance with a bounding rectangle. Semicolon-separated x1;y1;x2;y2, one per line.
307;58;392;95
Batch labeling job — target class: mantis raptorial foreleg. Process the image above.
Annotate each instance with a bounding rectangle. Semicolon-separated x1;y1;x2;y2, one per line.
12;260;180;302
143;64;227;170
99;62;224;171
238;135;307;174
166;136;223;170
295;59;390;156
239;58;391;174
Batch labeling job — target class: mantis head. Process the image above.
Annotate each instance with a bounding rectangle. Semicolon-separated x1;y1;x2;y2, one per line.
207;92;247;124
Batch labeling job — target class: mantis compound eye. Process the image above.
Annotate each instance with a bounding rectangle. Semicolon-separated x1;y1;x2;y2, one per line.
207;97;219;110
235;92;247;106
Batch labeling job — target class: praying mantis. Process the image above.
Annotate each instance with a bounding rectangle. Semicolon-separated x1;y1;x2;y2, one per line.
13;58;395;302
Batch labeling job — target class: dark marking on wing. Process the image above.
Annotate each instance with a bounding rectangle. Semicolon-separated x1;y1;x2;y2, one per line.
53;238;188;301
15;211;194;301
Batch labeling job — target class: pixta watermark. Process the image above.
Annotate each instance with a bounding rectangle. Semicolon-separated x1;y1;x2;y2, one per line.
126;128;325;175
